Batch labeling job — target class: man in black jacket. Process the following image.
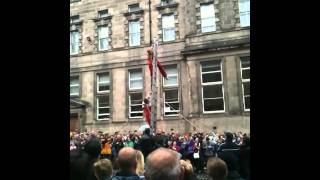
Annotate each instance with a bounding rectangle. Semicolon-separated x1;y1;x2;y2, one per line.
138;128;156;158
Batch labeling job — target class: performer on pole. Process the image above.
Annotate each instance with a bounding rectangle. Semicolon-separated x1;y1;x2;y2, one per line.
147;48;167;79
143;97;151;127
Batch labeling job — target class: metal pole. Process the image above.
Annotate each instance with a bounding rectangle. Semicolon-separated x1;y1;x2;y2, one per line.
148;0;152;46
151;39;158;134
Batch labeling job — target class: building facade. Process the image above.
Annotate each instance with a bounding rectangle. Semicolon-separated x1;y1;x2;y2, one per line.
70;0;250;134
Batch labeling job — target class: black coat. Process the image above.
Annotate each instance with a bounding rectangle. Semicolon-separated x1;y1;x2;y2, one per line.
227;171;245;180
239;146;250;180
138;134;156;158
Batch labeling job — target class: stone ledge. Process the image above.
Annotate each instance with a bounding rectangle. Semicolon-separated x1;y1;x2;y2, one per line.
123;9;144;16
92;15;113;22
156;2;179;10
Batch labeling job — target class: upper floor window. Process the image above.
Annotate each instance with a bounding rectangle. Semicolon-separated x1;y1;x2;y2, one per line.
98;26;108;51
162;14;175;42
128;3;140;12
129;69;143;90
239;0;250;27
98;10;108;18
70;76;79;96
129;21;140;46
240;57;250;111
70;31;79;55
200;3;216;33
97;73;110;93
70;15;80;24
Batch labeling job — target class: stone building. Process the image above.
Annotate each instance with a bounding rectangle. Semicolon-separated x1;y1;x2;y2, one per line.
70;0;250;134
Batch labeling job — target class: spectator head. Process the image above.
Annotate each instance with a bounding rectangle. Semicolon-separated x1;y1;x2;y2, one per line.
84;139;101;159
144;128;151;135
207;157;228;180
117;147;138;174
145;147;184;180
242;136;250;147
136;150;145;175
225;132;233;142
93;159;113;180
180;160;195;180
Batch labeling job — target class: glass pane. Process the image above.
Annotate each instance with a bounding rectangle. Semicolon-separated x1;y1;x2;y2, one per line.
241;57;250;68
99;38;108;50
130;80;142;89
202;26;215;33
99;10;108;18
165;112;179;115
242;69;250;80
165;102;179;111
165;90;178;101
99;84;110;92
99;107;109;114
70;86;79;95
201;4;215;18
98;96;109;107
98;73;109;83
130;70;142;79
204;98;224;111
129;4;140;12
244;96;250;109
203;85;223;98
201;61;221;72
129;21;140;34
99;26;108;38
130;34;140;46
98;115;109;119
131;105;142;112
162;15;174;28
130;113;143;117
240;13;250;27
163;28;175;41
130;93;142;101
202;72;222;83
202;18;215;29
164;76;178;86
243;82;250;96
239;0;250;12
70;77;79;85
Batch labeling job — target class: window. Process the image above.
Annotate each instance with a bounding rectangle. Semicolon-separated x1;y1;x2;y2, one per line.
129;69;143;118
162;14;175;42
129;92;143;118
98;10;108;18
97;95;110;120
70;76;80;96
239;0;250;27
201;61;225;113
70;31;79;55
96;73;110;120
129;21;140;46
97;73;110;93
128;3;140;12
200;3;216;33
161;0;173;5
240;57;250;111
70;15;80;23
163;65;178;87
98;26;108;51
163;65;179;116
129;69;143;90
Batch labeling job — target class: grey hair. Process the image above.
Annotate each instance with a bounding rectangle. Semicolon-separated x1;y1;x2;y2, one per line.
145;150;181;180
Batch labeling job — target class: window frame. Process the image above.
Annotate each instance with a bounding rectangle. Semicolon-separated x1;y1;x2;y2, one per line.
95;71;112;121
128;68;144;119
70;75;80;97
98;9;109;18
162;14;175;42
200;3;216;33
163;89;180;116
70;30;79;55
96;95;110;121
163;65;178;87
238;0;250;27
240;56;250;111
200;61;226;114
129;20;141;47
98;26;109;51
128;3;140;12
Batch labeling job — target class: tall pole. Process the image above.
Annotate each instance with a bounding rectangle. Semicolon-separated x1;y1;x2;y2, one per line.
148;0;152;46
151;39;158;134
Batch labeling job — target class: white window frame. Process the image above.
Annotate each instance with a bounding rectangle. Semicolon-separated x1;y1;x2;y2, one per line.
200;61;225;113
70;31;79;55
129;70;143;90
70;76;80;96
163;89;180;116
200;3;216;33
129;92;143;118
240;57;250;111
163;65;178;87
97;73;110;93
129;21;141;47
238;0;250;27
162;14;175;42
96;95;110;121
98;26;108;51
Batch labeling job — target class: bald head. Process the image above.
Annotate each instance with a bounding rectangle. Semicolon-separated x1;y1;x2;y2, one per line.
117;147;137;172
145;148;182;180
